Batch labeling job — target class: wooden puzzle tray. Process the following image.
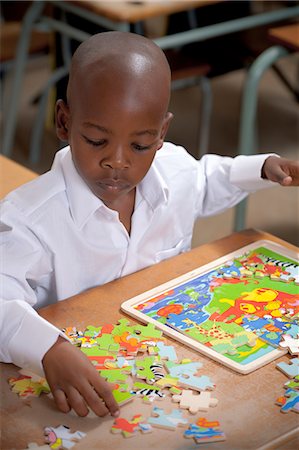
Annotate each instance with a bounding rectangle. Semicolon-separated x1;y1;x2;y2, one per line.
121;240;298;374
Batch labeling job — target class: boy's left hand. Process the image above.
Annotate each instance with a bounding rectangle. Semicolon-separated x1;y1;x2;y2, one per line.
262;156;299;186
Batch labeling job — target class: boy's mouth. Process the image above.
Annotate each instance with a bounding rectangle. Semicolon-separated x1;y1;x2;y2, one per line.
95;179;130;192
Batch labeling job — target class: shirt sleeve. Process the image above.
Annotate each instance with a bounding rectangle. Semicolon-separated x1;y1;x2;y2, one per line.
0;200;68;376
195;153;277;218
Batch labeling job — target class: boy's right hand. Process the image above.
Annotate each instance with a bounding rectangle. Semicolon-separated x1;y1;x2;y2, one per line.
42;336;120;418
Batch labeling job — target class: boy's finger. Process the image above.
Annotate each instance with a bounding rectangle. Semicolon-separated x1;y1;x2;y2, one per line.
271;165;291;184
93;378;120;417
52;387;71;414
66;386;91;417
80;381;111;417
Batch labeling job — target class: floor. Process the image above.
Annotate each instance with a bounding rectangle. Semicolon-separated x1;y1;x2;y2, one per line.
1;50;299;247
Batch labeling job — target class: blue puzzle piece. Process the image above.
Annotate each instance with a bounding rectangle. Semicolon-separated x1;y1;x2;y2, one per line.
277;358;299;378
148;407;188;430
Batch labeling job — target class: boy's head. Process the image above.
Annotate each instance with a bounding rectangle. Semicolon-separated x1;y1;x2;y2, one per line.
56;31;173;209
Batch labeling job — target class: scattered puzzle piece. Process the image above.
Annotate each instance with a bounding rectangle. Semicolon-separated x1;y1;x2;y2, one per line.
44;425;86;449
156;342;178;362
172;389;218;414
111;414;146;438
277;358;299;378
184;417;226;444
136;356;162;384
276;388;299;413
279;334;299;355
285;375;299;390
8;374;50;398
112;383;135;406
148;407;188;430
131;381;165;402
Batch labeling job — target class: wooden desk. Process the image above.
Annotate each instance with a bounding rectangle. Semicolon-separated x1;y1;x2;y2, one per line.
70;0;222;24
1;229;298;450
0;155;38;198
268;22;299;52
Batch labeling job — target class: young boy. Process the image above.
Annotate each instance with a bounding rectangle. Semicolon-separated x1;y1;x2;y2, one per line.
1;31;298;420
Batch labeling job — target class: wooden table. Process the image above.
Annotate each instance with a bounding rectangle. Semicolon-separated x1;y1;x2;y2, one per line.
0;154;38;198
70;0;222;24
269;22;299;52
1;229;298;450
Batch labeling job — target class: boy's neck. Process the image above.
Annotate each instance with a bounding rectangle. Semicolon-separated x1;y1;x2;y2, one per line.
103;188;136;235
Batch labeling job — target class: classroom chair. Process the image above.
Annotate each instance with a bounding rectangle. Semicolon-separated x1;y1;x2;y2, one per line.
234;22;299;231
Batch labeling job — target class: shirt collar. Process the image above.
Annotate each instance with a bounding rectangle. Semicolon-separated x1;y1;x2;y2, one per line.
138;158;169;210
57;146;169;227
59;148;105;229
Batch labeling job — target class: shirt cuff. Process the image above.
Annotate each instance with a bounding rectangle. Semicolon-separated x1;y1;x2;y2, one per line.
230;154;279;191
8;308;70;377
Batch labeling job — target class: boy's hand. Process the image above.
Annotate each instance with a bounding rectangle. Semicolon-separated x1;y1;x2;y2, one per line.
262;156;299;186
42;336;120;418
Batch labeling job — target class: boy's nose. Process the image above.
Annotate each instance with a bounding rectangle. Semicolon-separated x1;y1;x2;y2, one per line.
101;146;129;170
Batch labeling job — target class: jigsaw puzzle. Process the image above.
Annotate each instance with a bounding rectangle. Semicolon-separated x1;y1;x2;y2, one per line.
172;390;218;413
111;414;150;438
148;406;189;430
184;417;226;443
44;425;86;449
121;240;299;373
276;388;299;413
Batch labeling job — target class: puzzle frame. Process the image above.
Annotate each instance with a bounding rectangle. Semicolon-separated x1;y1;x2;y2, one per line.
122;240;298;374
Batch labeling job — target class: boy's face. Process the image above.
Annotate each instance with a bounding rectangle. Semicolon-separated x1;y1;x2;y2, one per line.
56;67;172;209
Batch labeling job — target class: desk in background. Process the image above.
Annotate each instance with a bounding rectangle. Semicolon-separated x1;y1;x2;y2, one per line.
1;229;298;450
0;154;38;198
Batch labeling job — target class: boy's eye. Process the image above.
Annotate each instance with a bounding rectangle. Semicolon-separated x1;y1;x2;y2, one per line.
83;136;106;147
132;143;152;152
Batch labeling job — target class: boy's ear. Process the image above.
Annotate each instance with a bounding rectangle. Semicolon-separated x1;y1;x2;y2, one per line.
55;99;70;141
156;112;173;150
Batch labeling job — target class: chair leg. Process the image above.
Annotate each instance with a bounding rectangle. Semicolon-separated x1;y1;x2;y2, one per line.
29;66;69;165
1;1;45;156
197;76;212;158
234;45;290;232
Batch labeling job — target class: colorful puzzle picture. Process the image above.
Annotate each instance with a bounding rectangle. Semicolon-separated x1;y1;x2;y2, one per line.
122;241;299;374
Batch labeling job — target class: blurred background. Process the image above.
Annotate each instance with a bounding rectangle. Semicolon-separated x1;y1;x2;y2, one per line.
1;0;298;245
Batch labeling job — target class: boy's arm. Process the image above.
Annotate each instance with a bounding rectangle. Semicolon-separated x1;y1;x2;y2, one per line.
42;337;119;417
0;204;119;418
261;156;299;186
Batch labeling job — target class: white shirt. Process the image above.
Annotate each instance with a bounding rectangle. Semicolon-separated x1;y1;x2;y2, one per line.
0;143;275;375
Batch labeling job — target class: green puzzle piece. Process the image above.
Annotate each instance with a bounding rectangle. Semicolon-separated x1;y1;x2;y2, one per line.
100;367;132;383
96;334;120;353
134;323;163;340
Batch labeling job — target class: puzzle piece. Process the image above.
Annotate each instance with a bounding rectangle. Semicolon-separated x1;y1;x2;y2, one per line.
131;381;165;403
156;342;178;362
165;360;214;391
96;333;120;353
133;323;163;340
111;414;146;438
276;388;299;413
61;327;84;346
285;375;299;390
84;325;103;338
44;425;86;449
277;358;299;378
136;356;162;384
172;390;218;414
99;367;131;383
211;331;257;356
279;334;299;355
184;417;226;444
148;407;188;430
112;383;135;406
8;374;50;398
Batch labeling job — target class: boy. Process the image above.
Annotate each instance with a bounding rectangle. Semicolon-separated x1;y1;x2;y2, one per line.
1;31;298;420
